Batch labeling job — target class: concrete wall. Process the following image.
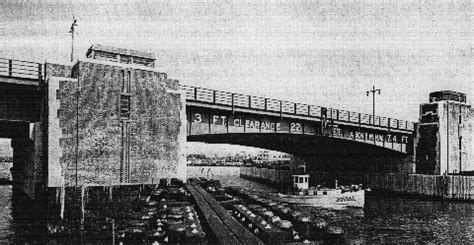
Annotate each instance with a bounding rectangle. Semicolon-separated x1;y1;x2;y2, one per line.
439;101;463;174
436;101;472;174
416;100;474;175
47;59;186;187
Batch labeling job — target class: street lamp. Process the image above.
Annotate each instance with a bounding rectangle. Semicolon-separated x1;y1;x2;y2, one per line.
366;85;381;125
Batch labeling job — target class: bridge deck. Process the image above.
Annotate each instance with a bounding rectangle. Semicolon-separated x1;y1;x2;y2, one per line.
0;75;41;86
182;85;415;133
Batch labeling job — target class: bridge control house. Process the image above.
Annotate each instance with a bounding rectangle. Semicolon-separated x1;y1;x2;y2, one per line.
44;44;187;189
417;91;474;175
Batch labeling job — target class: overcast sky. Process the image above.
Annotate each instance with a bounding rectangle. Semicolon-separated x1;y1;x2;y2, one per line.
1;0;472;155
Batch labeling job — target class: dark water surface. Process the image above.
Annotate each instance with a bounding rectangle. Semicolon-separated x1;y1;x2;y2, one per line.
0;175;473;243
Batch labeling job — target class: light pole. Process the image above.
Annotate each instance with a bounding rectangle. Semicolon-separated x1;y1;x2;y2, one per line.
366;85;381;125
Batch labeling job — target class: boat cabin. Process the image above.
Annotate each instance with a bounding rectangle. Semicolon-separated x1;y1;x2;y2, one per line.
292;174;309;190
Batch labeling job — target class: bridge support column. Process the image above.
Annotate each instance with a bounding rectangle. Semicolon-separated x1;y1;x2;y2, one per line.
5;121;48;200
11;137;36;198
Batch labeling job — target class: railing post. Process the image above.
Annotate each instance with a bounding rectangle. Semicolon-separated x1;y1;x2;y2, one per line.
358;113;361;126
194;87;197;100
336;110;339;120
213;90;216;104
348;112;351;122
307;105;310;116
388;118;391;131
280;100;283;119
405;121;408;130
248;96;251;108
294;103;297;114
38;63;42;81
8;60;12;77
264;98;267;110
231;93;234;114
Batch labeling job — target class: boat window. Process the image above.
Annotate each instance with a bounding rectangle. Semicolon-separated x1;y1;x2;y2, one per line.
323;191;327;195
305;177;308;183
294;177;298;183
299;177;304;183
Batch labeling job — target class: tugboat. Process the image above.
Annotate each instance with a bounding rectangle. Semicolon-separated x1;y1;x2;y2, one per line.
271;174;365;209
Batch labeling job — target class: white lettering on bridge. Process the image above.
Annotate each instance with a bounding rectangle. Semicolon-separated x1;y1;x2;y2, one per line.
190;113;409;144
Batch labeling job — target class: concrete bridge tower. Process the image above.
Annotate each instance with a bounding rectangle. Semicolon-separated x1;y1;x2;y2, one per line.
417;91;474;175
46;44;187;188
0;45;188;199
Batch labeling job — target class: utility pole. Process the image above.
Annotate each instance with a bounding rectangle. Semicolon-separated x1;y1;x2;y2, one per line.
70;15;78;62
366;85;381;125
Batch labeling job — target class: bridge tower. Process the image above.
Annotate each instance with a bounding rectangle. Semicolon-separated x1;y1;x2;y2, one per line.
417;91;474;175
1;46;188;198
44;44;188;187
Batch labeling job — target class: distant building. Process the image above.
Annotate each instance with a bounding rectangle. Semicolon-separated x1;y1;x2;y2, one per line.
187;154;208;165
416;91;473;175
256;150;291;164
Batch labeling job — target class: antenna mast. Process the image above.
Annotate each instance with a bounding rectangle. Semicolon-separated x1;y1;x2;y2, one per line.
70;15;78;62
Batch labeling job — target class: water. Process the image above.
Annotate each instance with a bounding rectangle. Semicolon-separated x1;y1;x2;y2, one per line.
0;163;13;242
0;185;13;241
0;172;472;243
217;176;474;244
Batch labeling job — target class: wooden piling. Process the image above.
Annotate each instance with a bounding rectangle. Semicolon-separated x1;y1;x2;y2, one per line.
366;173;474;201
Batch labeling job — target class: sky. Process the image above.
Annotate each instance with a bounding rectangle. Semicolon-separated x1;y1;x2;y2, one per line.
0;0;472;155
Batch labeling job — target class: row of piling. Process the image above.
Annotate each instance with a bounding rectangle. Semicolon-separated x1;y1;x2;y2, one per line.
366;173;474;201
240;166;293;185
241;167;474;201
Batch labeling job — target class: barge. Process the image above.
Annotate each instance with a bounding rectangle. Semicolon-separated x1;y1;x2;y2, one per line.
192;178;346;244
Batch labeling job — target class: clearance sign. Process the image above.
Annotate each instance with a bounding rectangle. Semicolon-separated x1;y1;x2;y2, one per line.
188;111;409;144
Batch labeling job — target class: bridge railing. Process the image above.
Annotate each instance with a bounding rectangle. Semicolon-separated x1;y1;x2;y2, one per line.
0;58;45;82
181;84;416;132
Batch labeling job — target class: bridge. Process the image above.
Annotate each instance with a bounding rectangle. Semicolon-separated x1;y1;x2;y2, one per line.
0;58;416;157
0;55;418;198
182;85;415;156
0;58;44;122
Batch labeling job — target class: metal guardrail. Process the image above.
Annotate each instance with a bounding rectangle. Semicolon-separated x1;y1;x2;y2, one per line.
181;84;416;132
0;58;44;81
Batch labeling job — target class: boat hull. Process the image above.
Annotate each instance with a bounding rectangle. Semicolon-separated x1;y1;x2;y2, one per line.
271;190;365;209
